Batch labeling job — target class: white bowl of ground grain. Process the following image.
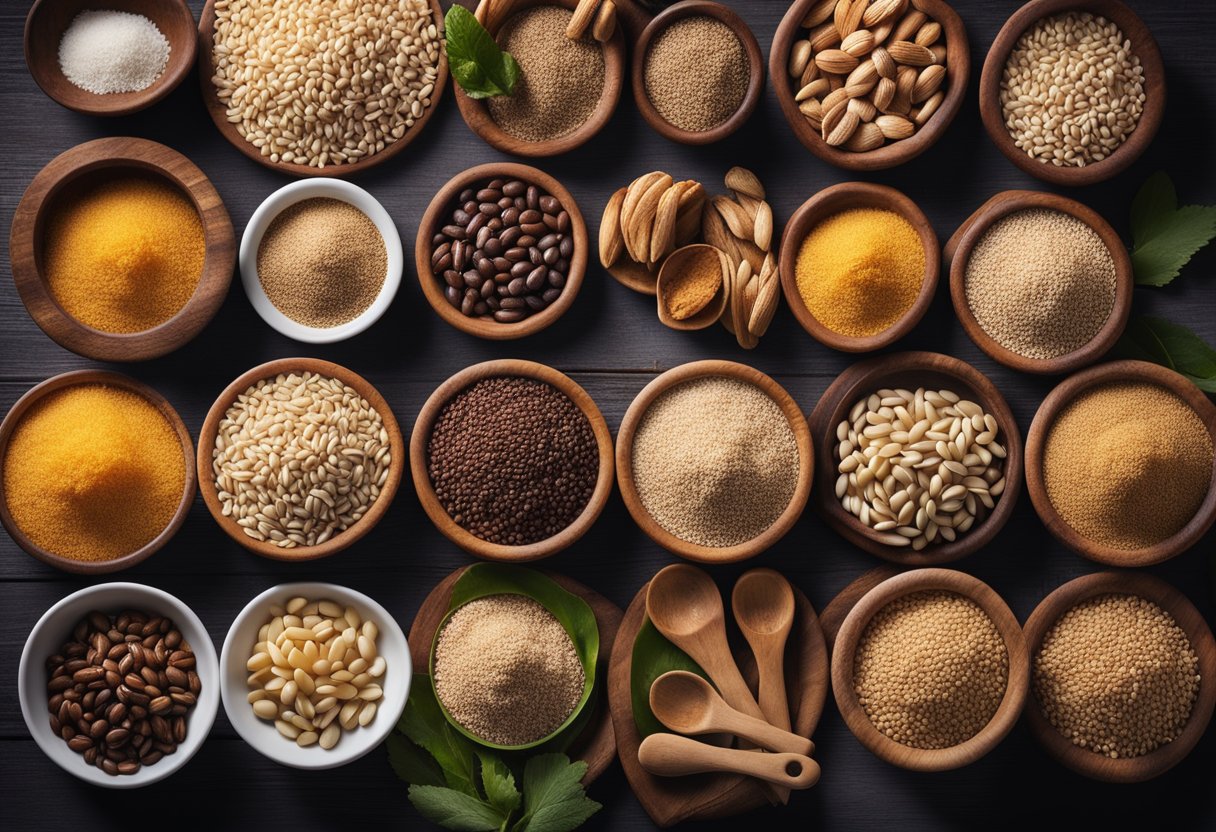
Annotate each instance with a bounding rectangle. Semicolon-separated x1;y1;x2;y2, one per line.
240;179;402;343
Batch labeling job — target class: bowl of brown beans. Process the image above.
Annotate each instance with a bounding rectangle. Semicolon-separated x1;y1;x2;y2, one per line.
415;163;588;340
18;582;219;787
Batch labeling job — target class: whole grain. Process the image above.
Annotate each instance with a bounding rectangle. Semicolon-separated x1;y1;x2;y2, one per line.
644;16;749;132
58;10;170;95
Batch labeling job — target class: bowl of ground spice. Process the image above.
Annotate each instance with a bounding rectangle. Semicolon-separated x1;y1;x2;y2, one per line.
0;370;196;574
980;0;1166;186
831;568;1029;771
1023;571;1216;782
778;182;939;352
410;360;615;561
8;137;235;362
946;190;1133;375
1026;360;1216;566
616;360;814;563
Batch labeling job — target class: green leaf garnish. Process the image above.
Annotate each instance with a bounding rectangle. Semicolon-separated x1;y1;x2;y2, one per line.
445;5;520;99
408;785;510;831
398;678;479;795
478;752;522;818
512;755;601;832
1115;316;1216;392
388;732;447;788
1129;172;1216;287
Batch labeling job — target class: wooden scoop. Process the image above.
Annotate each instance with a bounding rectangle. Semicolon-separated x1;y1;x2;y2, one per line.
638;733;820;790
732;568;797;732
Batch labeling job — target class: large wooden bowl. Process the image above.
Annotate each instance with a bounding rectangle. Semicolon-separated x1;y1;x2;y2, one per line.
807;352;1023;565
615;360;814;564
945;190;1133;375
1024;360;1216;566
979;0;1166;187
409;360;615;562
830;568;1029;771
197;358;405;561
0;370;196;574
8;137;235;362
1022;571;1216;782
197;0;448;178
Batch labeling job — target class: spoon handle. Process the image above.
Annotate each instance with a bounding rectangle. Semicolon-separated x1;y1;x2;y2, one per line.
757;650;792;733
638;733;820;790
717;707;813;757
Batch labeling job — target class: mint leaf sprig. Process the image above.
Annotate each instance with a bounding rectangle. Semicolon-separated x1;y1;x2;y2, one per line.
445;5;520;99
1129;172;1216;287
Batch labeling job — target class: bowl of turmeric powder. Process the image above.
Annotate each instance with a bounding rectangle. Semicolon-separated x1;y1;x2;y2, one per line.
0;370;197;573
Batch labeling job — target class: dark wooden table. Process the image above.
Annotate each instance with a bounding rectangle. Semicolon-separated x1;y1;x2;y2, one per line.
3;1;1214;828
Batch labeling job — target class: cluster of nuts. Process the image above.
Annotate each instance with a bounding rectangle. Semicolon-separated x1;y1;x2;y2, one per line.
599;171;707;282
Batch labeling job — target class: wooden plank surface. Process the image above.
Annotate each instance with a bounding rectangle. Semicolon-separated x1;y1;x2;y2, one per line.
2;0;1214;828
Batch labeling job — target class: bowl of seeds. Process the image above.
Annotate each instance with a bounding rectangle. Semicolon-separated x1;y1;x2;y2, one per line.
807;351;1023;565
1023;571;1215;782
197;358;405;561
979;0;1166;186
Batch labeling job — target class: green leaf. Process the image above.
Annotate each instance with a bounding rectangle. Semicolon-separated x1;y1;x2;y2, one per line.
1129;172;1216;286
408;785;509;832
1115;316;1216;392
399;675;479;795
511;754;601;832
388;732;446;788
445;5;520;99
630;617;707;738
478;752;522;818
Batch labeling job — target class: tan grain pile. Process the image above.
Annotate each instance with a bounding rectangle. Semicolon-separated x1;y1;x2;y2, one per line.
643;16;749;132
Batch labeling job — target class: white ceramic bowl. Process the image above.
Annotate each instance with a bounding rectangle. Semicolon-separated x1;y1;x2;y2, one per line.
239;179;403;343
220;582;411;770
18;582;220;788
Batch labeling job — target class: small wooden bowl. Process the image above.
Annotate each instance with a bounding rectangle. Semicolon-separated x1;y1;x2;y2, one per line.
25;0;197;117
415;163;588;340
1024;360;1216;566
8;137;235;363
945;190;1133;375
197;358;405;561
632;1;765;145
616;360;814;564
655;244;729;331
1023;571;1216;782
778;182;939;353
454;0;626;157
830;568;1030;772
771;0;970;170
807;351;1023;565
979;0;1166;187
409;360;615;561
0;370;196;575
197;0;448;178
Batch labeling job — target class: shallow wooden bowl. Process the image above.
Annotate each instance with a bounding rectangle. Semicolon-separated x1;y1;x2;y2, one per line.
770;0;970;170
1023;571;1216;782
454;0;626;157
1024;360;1216;566
807;351;1023;565
0;370;196;575
415;163;588;340
409;360;615;561
631;0;766;145
830;568;1029;771
197;358;405;561
8;137;235;363
655;244;729;331
979;0;1166;186
945;190;1133;375
615;360;814;564
25;0;197;116
197;0;448;178
777;182;939;353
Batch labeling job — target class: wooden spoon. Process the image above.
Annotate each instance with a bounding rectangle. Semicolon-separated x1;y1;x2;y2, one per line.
638;734;820;790
650;671;813;756
732;568;796;732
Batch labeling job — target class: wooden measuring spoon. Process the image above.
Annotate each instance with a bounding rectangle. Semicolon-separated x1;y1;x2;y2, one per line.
650;671;814;756
638;733;820;790
732;568;796;732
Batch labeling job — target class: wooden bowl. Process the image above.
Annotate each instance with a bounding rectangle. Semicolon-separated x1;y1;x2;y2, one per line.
25;0;197;116
655;244;729;331
197;0;448;178
807;351;1023;565
8;137;235;363
632;1;765;145
777;182;940;353
615;360;814;564
1024;360;1216;566
454;0;626;157
830;568;1030;771
945;190;1133;375
0;370;196;574
1023;571;1216;783
409;360;615;561
770;0;970;170
415;163;588;340
979;0;1166;187
197;358;405;561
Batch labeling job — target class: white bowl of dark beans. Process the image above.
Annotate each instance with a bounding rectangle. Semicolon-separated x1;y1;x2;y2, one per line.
18;582;219;787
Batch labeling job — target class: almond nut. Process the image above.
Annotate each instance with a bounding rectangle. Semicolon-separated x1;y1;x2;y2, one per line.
598;186;626;268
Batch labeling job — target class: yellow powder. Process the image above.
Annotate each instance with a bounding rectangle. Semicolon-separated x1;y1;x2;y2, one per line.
794;208;924;337
44;176;206;333
2;384;185;561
